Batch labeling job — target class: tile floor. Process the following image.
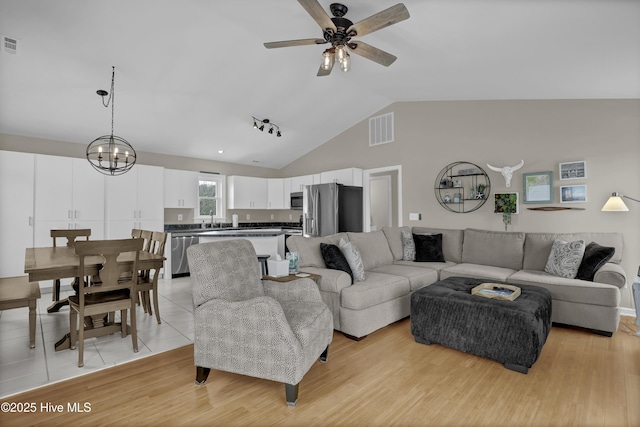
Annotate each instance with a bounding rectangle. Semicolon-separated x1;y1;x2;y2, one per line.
0;276;194;399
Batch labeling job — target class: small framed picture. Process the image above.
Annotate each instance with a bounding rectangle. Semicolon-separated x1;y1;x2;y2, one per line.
559;161;586;180
560;185;587;203
523;171;553;204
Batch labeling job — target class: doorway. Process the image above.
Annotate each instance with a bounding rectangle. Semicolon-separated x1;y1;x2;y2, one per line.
363;165;402;231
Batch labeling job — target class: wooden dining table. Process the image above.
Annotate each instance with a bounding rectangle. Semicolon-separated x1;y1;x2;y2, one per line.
24;245;166;351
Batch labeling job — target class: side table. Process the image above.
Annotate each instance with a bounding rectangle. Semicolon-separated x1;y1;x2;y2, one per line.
263;272;321;285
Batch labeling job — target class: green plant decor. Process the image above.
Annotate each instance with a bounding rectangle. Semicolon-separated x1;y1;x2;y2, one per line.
494;193;518;230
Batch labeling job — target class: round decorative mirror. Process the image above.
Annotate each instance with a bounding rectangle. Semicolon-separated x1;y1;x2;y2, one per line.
434;161;491;213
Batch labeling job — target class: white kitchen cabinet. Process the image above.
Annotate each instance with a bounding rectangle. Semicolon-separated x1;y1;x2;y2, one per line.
320;168;363;186
33;155;105;247
283;178;292;209
106;164;164;238
289;175;314;192
164;168;198;208
227;176;267;209
0;151;34;277
267;178;285;209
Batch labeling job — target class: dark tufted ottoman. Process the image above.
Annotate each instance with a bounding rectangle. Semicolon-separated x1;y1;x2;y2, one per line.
411;277;552;374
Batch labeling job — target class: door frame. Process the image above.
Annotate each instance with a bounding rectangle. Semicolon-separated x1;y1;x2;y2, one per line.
363;165;403;232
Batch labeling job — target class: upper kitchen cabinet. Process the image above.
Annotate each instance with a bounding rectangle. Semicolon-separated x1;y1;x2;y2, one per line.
0;150;34;277
164;168;198;208
33;155;105;246
227;176;267;209
289;174;321;192
105;164;164;238
320;168;363;186
267;178;285;209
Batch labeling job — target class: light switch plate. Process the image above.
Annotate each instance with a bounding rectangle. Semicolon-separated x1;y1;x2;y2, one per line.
177;214;183;221
409;213;421;221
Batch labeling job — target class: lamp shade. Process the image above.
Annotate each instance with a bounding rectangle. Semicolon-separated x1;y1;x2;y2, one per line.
601;193;629;211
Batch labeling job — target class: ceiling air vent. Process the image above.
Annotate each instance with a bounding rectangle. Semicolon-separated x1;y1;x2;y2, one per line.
1;34;19;54
369;112;394;147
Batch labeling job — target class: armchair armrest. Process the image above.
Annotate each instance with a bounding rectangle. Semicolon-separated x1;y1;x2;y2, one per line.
263;278;322;303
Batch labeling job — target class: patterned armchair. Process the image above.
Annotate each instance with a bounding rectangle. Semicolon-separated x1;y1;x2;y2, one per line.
187;239;333;406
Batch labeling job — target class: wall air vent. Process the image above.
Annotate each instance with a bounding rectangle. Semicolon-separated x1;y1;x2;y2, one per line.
369;112;394;147
1;34;19;54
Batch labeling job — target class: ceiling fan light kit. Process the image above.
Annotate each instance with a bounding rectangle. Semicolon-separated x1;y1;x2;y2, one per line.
264;1;410;76
252;117;281;137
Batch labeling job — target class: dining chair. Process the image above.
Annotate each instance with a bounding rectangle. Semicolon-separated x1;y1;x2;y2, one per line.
69;238;143;367
136;230;167;324
49;229;91;312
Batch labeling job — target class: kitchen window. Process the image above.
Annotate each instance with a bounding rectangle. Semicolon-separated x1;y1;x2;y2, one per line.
197;173;225;219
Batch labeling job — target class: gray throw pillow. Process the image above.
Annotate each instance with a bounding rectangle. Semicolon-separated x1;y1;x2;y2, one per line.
544;239;586;279
401;230;415;261
339;238;365;282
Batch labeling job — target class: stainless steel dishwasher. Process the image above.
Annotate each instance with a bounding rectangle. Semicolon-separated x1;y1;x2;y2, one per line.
171;234;199;277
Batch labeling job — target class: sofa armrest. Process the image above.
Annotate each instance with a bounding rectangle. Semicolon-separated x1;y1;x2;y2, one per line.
594;262;627;288
298;267;352;294
262;278;323;303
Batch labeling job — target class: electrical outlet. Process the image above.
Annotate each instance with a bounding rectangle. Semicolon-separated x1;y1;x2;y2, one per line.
289;214;292;220
270;214;275;220
246;214;250;220
409;213;422;221
177;214;183;221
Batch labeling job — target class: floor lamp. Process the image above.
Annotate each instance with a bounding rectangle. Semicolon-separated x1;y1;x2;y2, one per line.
602;192;640;336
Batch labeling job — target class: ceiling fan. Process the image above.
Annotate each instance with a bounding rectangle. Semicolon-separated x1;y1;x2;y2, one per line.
264;0;410;76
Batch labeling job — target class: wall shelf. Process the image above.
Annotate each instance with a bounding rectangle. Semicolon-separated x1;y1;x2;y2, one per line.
434;161;491;213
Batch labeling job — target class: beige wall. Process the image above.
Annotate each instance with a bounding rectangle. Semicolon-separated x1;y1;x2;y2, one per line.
281;99;640;311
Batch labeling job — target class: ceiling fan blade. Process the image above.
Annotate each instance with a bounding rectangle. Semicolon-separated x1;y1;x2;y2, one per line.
264;38;327;49
317;60;334;77
298;0;336;31
348;41;397;67
347;3;410;38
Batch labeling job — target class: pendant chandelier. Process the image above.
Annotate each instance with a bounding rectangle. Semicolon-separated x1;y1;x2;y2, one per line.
86;66;136;176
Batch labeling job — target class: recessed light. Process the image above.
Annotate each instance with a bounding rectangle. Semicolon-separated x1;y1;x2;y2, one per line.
218;150;224;154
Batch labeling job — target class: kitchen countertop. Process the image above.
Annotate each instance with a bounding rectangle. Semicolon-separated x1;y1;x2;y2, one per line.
170;228;302;238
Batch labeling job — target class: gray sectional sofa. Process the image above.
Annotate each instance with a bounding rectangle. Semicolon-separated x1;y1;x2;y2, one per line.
286;227;626;339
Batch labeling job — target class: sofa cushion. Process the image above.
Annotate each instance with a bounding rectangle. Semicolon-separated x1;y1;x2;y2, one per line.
394;259;457;273
382;226;412;261
369;264;439;291
401;230;416;261
508;270;621;307
412;227;464;263
413;234;445;262
544;239;586;279
440;263;518;282
339;238;365;282
462;228;525;270
286;233;347;268
576;242;615;281
523;232;624;271
347;231;394;271
320;243;354;283
340;272;410;310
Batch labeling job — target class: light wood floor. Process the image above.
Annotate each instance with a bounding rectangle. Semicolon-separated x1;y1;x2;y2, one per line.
1;317;638;427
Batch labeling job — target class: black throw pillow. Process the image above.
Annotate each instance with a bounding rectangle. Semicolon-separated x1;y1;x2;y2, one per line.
575;242;615;281
320;243;354;283
413;233;445;262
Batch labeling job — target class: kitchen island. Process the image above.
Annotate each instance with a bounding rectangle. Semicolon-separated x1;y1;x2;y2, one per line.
197;229;287;260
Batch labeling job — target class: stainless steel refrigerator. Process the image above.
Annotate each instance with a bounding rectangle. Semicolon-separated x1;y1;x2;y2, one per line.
303;183;363;237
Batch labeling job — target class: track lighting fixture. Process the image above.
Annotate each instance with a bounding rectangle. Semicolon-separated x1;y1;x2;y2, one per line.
252;117;282;137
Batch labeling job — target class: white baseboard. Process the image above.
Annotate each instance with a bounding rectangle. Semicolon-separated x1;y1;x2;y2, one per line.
620;307;637;318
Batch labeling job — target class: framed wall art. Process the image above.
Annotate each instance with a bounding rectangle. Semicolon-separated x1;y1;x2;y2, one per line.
523;171;553;204
559;161;586;180
494;192;519;214
560;184;587;203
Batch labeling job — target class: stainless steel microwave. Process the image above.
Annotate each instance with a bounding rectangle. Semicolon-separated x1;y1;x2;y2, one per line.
290;192;303;210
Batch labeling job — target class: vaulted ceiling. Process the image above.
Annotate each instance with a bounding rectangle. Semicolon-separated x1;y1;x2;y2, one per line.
1;0;638;169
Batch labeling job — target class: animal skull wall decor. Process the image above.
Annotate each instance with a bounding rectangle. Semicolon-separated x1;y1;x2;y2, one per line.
486;160;525;187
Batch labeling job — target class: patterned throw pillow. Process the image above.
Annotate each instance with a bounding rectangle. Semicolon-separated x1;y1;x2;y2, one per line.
575;242;615;281
338;238;366;282
401;230;416;261
544;239;586;279
320;243;354;283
